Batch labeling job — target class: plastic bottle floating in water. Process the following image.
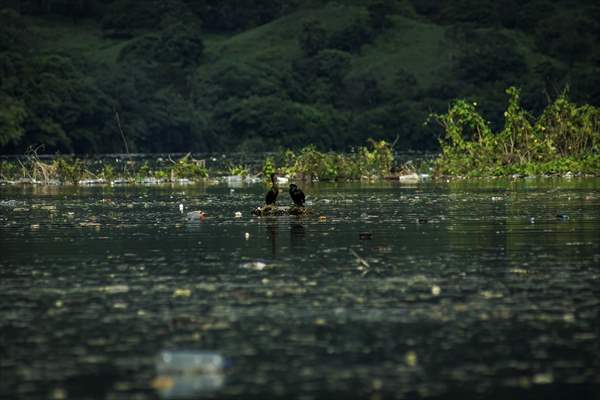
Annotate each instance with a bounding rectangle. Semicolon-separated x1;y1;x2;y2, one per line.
157;350;226;374
154;351;227;399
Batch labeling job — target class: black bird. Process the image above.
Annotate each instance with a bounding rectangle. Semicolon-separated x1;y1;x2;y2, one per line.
265;173;279;205
289;183;306;207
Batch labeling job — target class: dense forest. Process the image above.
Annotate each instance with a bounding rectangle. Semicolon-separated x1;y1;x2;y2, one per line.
1;0;599;154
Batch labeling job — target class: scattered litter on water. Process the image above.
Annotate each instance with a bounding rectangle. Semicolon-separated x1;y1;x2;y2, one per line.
153;350;226;399
78;179;106;185
349;249;369;273
0;200;19;207
405;351;418;367
186;211;206;221
79;221;101;228
173;288;192;298
240;261;268;271
398;173;420;184
99;284;130;294
532;372;554;385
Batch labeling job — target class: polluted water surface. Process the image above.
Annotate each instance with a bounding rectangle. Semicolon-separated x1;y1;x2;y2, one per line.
0;179;600;399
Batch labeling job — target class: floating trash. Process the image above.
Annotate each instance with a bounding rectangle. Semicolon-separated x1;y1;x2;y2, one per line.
186;211;206;221
179;204;184;213
244;232;250;240
153;350;226;399
405;351;418;367
398;173;420;184
252;206;312;216
99;284;130;294
78;179;106;185
234;211;242;218
240;261;267;271
173;288;192;298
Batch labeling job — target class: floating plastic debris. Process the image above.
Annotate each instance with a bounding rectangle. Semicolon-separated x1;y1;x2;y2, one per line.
173;288;192;298
405;351;418;367
252;206;312;216
240;261;267;271
153;350;226;399
359;232;372;240
234;211;242;218
78;179;106;185
99;284;130;294
398;173;420;184
157;351;225;374
179;204;184;213
186;211;206;221
244;232;250;240
431;285;441;296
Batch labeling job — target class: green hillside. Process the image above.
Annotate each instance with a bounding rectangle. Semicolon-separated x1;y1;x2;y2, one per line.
1;0;599;154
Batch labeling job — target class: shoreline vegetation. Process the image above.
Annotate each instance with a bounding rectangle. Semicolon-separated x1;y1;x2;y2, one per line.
1;88;598;186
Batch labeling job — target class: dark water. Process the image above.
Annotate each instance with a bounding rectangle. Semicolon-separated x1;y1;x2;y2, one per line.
1;178;599;400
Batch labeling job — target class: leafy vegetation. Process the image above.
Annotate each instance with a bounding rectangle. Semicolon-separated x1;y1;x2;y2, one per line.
275;139;394;181
0;139;398;184
1;0;600;155
430;87;600;177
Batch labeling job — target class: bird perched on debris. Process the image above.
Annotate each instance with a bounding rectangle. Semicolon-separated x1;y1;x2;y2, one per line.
265;173;279;205
289;183;306;207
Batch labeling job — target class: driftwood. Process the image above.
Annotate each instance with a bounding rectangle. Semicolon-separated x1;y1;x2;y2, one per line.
252;205;312;216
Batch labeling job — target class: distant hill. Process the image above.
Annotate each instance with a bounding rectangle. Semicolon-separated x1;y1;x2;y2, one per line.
1;0;599;154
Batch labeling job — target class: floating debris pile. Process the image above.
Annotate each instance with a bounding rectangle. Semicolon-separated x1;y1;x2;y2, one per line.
251;205;312;217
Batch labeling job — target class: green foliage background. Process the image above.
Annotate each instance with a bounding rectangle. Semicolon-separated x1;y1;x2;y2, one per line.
1;0;599;154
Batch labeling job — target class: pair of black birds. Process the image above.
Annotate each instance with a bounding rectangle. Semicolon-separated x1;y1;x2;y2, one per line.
265;173;305;207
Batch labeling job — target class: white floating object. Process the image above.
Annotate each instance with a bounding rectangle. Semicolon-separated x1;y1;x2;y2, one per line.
244;232;250;240
276;176;289;184
154;349;227;399
157;350;225;374
179;204;184;213
398;173;420;184
241;261;267;271
234;211;242;218
186;210;206;221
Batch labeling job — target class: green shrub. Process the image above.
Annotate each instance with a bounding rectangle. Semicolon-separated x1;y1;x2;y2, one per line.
171;154;208;179
430;87;600;176
279;140;393;181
